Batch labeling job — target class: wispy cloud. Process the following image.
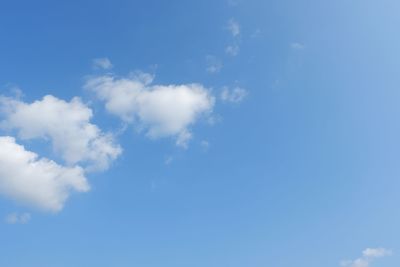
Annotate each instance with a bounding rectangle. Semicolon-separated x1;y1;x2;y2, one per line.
251;29;262;39
93;57;113;70
225;44;240;57
221;87;248;103
225;19;241;56
5;212;31;224
164;155;173;165
206;55;223;74
227;19;240;37
341;248;392;267
291;42;305;50
200;140;210;151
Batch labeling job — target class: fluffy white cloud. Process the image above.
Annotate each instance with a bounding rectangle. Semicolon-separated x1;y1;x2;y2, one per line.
5;212;31;224
0;136;89;212
85;73;215;147
341;248;392;267
0;95;122;171
93;57;113;70
221;87;248;103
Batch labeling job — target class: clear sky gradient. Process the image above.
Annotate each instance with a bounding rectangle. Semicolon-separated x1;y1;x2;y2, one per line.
0;1;399;267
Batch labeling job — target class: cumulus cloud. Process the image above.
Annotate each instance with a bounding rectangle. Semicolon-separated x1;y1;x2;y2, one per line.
93;57;113;70
85;73;215;147
5;212;31;224
0;95;122;171
341;248;392;267
0;136;89;212
221;87;248;103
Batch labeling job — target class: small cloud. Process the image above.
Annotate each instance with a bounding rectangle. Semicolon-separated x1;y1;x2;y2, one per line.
227;19;240;37
341;248;392;267
176;130;192;148
225;44;240;56
164;156;173;165
200;140;210;151
1;84;24;99
363;248;392;258
221;87;248;103
290;42;305;50
206;55;223;74
93;57;113;70
5;212;31;224
206;114;222;126
225;19;241;56
251;29;262;38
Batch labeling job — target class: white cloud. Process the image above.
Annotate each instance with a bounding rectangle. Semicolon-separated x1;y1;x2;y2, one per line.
206;55;223;74
225;44;240;56
0;136;89;212
85;73;215;147
227;19;240;37
221;87;248;103
341;248;392;267
0;95;122;172
5;212;31;224
362;248;391;258
93;57;113;70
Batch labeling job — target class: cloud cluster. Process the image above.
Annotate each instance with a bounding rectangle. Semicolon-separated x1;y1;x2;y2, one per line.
0;95;122;171
341;248;392;267
0;61;218;213
0;136;89;212
0;93;121;212
85;73;215;147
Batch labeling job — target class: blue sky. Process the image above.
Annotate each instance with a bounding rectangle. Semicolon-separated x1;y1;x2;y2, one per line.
0;0;400;266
